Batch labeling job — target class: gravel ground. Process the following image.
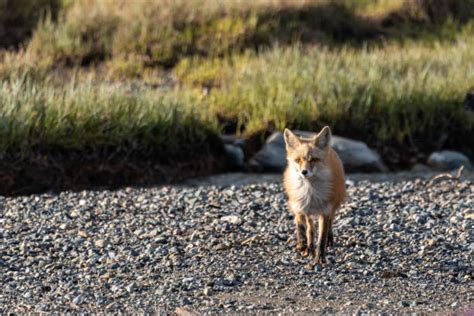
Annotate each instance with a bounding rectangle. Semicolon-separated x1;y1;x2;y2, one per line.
1;175;473;314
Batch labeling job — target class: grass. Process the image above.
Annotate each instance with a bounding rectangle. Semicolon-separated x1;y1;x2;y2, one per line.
18;0;474;72
176;33;474;139
0;0;473;191
0;78;217;161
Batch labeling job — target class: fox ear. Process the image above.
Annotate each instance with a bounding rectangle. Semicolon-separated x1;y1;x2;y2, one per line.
284;128;300;149
314;126;331;149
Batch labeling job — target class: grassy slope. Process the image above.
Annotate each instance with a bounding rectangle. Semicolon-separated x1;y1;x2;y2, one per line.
0;79;216;159
176;35;474;151
0;0;473;178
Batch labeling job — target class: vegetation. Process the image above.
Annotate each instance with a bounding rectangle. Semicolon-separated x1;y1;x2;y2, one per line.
0;79;215;158
0;0;473;192
177;36;474;144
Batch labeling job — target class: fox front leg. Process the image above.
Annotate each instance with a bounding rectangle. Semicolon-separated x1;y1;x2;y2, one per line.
315;214;330;264
301;215;315;257
294;213;307;254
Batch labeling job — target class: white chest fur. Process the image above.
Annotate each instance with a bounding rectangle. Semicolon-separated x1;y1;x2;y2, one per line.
287;167;332;216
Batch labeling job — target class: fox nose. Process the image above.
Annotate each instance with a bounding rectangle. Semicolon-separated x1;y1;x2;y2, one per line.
301;170;308;176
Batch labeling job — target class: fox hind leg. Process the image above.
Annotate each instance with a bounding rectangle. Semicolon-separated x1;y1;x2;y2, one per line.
327;217;334;248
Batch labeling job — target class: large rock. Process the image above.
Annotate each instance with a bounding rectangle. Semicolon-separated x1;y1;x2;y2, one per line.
331;136;388;172
224;144;244;169
220;134;245;170
427;150;471;170
250;130;387;172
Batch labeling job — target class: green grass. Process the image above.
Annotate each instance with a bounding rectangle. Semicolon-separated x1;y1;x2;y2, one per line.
19;0;474;72
0;0;473;171
173;33;474;157
0;78;217;161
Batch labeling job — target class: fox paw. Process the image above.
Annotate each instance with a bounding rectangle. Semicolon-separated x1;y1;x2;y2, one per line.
295;242;306;252
314;252;326;265
301;246;316;257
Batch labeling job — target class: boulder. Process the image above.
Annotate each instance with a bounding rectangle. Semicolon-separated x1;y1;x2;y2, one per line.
220;134;245;170
250;130;387;172
249;132;287;171
427;150;471;170
224;144;244;169
331;136;388;172
411;163;431;172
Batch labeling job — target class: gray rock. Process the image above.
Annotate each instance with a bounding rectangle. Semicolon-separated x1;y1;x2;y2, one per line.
411;163;430;172
249;132;287;171
224;144;245;170
336;217;354;228
427;150;471;170
250;130;387;172
94;239;107;248
219;134;246;147
72;295;83;305
220;215;242;225
331;136;388;172
203;287;212;296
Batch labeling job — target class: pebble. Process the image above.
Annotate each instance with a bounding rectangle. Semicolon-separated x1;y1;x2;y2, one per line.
94;239;106;248
220;215;243;225
1;178;472;314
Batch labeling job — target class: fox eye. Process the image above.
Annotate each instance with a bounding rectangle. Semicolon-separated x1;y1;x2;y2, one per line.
309;157;319;162
295;158;302;163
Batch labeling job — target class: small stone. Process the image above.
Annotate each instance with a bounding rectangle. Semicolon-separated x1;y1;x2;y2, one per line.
73;295;83;305
220;215;242;225
148;229;159;237
314;264;323;272
203;287;212;296
389;223;400;231
95;239;107;248
337;217;354;228
126;282;136;293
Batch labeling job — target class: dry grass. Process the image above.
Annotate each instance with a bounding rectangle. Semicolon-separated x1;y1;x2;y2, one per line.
0;0;473;165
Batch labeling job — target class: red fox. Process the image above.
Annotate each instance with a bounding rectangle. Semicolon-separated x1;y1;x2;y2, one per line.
283;126;346;264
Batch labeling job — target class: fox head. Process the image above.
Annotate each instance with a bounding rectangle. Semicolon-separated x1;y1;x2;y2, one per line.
283;126;332;178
